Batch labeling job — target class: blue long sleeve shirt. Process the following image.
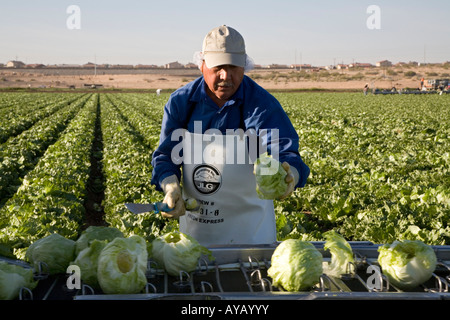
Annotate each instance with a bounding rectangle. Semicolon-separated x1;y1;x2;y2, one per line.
151;75;310;191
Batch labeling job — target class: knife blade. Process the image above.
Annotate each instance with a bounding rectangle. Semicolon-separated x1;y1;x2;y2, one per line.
124;202;172;214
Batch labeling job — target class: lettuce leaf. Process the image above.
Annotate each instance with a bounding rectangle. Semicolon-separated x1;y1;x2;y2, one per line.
253;152;287;200
323;230;354;276
0;261;38;300
75;226;124;256
150;231;213;277
72;239;108;289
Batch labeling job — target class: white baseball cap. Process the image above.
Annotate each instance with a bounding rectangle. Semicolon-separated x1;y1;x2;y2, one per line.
202;25;246;69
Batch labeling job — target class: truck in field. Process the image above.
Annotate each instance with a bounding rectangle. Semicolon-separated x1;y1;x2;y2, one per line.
423;78;449;91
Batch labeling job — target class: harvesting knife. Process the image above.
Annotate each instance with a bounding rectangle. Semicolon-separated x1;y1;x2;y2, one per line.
125;198;201;214
124;202;172;214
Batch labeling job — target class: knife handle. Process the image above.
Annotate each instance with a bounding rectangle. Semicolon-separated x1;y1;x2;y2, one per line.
154;202;173;213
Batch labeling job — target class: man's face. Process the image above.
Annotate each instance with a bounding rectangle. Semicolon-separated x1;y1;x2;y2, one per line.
201;61;245;103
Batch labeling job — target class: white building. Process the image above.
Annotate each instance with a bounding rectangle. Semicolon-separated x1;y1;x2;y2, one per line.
6;60;25;68
376;60;392;67
165;61;184;69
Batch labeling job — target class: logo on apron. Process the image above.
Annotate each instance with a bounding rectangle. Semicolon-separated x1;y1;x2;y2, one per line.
192;164;222;195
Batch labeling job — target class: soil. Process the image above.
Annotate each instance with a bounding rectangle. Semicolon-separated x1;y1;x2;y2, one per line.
82;97;108;229
1;64;448;92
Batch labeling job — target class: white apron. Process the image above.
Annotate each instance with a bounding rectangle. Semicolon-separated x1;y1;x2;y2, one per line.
180;131;277;246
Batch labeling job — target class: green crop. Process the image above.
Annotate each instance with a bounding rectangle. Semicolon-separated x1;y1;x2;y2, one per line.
0;91;448;260
274;92;449;245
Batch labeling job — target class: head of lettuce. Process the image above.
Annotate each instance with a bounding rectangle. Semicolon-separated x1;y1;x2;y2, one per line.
253;152;288;200
25;233;76;275
377;240;437;290
267;239;323;291
97;235;148;294
150;231;213;277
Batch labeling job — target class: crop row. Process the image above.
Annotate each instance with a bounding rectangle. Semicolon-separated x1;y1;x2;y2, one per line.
275;93;449;245
0;93;82;144
101;92;449;245
0;94;92;204
0;92;172;257
0;94;98;258
99;94;170;242
105;93;163;151
0;91;448;257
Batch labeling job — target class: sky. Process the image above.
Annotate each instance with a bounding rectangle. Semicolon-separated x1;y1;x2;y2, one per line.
0;0;449;67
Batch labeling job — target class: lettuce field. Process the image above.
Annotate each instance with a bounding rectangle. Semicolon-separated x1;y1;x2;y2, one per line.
0;91;448;258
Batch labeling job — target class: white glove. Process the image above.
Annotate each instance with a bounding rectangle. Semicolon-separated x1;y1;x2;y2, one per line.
160;175;185;219
279;162;299;200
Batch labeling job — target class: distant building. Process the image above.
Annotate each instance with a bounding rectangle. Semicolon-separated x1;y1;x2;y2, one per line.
376;60;392;67
165;61;184;69
82;62;96;68
266;64;289;69
349;62;373;68
111;64;134;69
135;64;159;69
290;64;312;70
337;64;349;70
25;64;46;68
6;60;25;68
53;64;80;68
184;62;198;69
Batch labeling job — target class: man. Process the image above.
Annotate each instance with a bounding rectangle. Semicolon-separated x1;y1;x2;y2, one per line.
151;25;309;246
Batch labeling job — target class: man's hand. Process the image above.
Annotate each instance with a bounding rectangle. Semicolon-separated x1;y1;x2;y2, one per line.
279;162;299;200
160;175;185;219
